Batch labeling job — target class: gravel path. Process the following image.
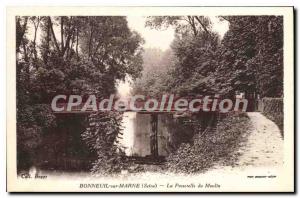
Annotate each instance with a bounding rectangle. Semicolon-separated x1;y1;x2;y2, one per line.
236;112;283;168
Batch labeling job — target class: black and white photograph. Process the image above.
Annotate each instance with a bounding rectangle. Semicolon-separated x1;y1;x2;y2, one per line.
6;6;294;192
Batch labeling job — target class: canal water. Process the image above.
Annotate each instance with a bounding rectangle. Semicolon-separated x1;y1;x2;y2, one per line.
119;112;171;157
116;80;195;157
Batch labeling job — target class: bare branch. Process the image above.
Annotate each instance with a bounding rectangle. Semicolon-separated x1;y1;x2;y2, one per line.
194;16;210;34
187;16;198;36
16;17;28;52
48;17;61;54
32;16;40;62
61;17;64;51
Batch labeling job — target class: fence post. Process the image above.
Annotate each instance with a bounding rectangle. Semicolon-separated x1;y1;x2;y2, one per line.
150;114;159;157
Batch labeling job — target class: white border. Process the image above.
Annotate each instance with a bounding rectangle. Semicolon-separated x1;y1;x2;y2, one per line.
6;6;294;192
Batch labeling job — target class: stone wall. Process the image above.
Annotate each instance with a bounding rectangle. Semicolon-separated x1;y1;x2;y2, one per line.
257;97;283;136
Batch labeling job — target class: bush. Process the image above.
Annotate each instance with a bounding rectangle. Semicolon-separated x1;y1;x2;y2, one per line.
81;112;130;175
166;113;251;173
17;104;56;171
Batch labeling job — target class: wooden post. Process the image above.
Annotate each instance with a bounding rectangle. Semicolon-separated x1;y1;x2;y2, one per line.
150;114;159;157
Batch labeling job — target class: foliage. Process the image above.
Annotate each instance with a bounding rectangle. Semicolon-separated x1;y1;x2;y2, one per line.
166;113;251;173
146;16;212;37
213;16;283;97
81;112;130;175
17;104;56;170
131;48;176;96
135;16;283;99
135;16;220;97
16;16;143;171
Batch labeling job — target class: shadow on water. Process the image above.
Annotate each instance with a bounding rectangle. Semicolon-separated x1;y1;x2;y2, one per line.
119;112;196;158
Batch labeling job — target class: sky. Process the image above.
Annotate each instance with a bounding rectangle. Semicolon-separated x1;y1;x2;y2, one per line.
126;16;175;51
126;16;229;51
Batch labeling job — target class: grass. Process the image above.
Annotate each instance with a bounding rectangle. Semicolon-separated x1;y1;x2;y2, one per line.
166;113;252;174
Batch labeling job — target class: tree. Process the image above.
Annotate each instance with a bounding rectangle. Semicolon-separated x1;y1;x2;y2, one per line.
139;16;283;98
131;48;176;96
146;16;212;37
16;16;144;172
135;16;220;96
213;16;283;97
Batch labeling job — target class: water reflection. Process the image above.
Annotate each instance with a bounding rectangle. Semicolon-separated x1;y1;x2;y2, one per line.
119;112;171;157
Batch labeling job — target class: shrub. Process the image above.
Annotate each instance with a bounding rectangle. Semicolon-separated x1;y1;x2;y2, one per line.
17;104;56;171
81;112;130;175
166;113;251;173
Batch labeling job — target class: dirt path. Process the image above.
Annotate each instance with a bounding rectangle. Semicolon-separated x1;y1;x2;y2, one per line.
235;112;283;168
